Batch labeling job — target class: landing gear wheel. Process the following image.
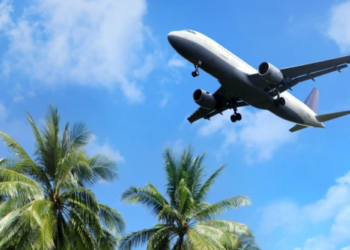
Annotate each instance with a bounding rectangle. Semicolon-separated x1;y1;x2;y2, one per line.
191;71;199;77
273;100;280;107
230;114;237;123
236;113;242;121
279;97;286;106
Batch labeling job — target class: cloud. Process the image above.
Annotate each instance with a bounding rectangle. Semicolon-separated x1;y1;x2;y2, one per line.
0;0;158;103
259;170;350;250
304;172;350;223
159;91;171;108
197;108;296;163
302;236;336;250
259;200;304;233
0;102;8;122
87;135;125;163
327;1;350;52
165;139;185;157
168;55;186;68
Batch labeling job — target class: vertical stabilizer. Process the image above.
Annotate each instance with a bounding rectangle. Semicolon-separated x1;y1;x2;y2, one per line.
304;88;319;113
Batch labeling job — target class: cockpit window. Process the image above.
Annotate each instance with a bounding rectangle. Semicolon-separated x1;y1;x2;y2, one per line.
185;29;196;34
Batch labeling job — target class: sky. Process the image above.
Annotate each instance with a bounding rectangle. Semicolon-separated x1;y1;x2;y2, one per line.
0;0;350;249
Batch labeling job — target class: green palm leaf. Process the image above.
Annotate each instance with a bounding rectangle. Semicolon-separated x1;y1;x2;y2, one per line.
194;196;251;220
119;225;166;250
122;183;168;215
98;203;125;235
194;165;226;202
0;105;123;249
121;147;259;250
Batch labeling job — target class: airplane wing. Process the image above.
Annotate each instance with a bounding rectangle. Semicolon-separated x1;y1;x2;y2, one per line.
249;55;350;95
187;86;248;123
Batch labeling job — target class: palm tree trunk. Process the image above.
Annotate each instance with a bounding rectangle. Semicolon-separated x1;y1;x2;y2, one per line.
178;234;184;250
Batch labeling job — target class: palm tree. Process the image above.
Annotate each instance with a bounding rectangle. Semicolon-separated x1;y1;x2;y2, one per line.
0;105;125;250
119;148;259;250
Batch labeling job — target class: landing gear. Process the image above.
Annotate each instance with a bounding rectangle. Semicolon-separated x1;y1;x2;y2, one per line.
191;71;199;77
230;114;237;122
274;97;286;107
191;60;201;77
230;113;242;123
279;97;286;106
229;99;242;123
273;88;286;107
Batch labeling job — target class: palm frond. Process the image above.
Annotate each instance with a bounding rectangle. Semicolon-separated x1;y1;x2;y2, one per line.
197;220;250;235
98;203;125;235
0;181;43;200
69;122;91;150
174;178;194;216
121;183;168;215
68;199;103;240
26;111;45;156
146;225;174;250
97;228;119;250
194;196;251;220
195;224;239;249
60;122;70;156
164;147;179;205
157;204;180;224
194;165;226;202
69;208;96;250
187;227;225;250
119;225;167;250
184;150;206;197
0;131;35;167
55;150;91;191
88;154;118;184
61;187;99;212
40;105;61;179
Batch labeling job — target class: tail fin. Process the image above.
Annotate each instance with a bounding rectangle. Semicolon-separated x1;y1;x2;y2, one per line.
289;88;350;133
316;111;350;122
304;88;319;113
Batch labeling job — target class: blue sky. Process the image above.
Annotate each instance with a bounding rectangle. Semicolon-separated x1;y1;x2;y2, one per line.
1;0;350;249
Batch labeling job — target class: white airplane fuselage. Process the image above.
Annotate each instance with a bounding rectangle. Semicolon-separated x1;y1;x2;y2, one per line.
168;30;325;128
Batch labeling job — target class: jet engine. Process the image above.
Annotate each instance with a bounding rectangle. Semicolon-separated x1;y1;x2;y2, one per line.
258;62;284;84
193;89;217;109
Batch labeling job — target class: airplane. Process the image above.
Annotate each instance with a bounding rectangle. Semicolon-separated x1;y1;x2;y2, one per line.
167;29;350;132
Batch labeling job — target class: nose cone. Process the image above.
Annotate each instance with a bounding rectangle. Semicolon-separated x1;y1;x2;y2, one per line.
167;31;182;48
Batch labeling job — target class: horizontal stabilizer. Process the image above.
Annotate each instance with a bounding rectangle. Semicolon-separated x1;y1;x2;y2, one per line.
316;111;350;122
289;124;308;132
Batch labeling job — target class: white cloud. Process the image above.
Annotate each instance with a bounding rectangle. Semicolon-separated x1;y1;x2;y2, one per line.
0;102;8;122
259;200;304;233
0;0;12;30
327;1;350;52
168;55;186;68
302;236;336;250
0;0;158;103
304;172;350;223
165;139;185;157
260;170;350;250
87;135;125;163
160;91;171;108
197;108;296;163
